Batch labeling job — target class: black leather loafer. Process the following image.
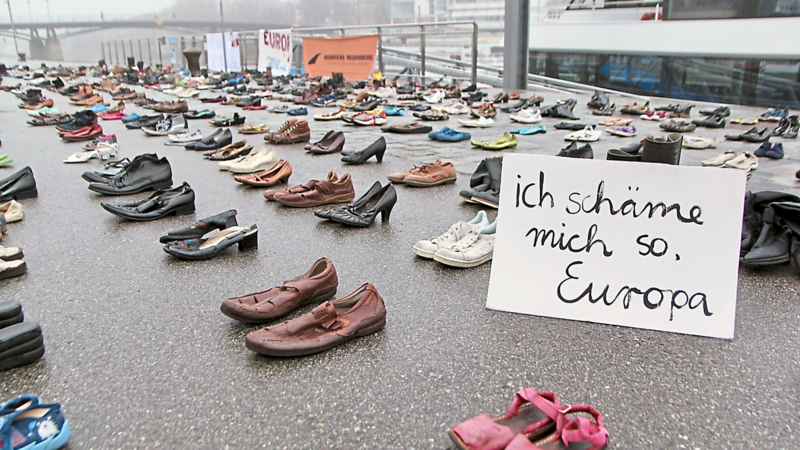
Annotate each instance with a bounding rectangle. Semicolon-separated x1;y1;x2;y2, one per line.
0;167;38;202
101;182;195;221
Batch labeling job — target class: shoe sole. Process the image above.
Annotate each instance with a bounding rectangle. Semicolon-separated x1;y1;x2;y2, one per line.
741;254;791;266
0;248;24;261
0;300;22;320
276;194;355;208
101;202;195;222
411;245;436;259
458;194;478;204
245;312;386;357
0;261;27;280
434;251;494;268
402;177;457;187
88;180;173;196
472;197;499;209
0;313;23;330
0;343;44;371
1;187;38;201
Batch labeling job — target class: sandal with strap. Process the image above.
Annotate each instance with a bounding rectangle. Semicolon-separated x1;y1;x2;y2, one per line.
449;388;562;450
505;404;608;450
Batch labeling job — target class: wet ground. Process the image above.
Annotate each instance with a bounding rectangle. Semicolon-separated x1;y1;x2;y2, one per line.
0;80;798;449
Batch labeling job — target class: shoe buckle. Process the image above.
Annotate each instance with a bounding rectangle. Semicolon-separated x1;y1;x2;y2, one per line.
559;405;572;414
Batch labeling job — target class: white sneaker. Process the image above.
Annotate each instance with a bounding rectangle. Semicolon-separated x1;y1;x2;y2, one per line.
702;151;737;166
226;148;278;173
510;109;542;124
458;117;494;128
423;91;445;104
724;152;758;171
433;219;497;268
169;130;203;143
441;100;469;115
565;125;601;142
682;136;717;149
413;211;489;259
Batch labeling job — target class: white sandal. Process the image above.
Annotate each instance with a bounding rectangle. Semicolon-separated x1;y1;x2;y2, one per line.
565;125;601;142
63;143;118;163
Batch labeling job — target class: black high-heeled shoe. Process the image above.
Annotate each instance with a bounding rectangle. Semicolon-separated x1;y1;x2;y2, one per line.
341;137;386;164
492;93;509;104
328;183;396;227
163;224;258;260
314;181;382;220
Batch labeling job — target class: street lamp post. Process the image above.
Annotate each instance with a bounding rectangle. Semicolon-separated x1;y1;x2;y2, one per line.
219;0;228;73
5;0;20;61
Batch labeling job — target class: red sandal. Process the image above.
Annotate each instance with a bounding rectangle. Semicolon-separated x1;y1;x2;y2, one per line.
505;404;608;450
449;388;563;450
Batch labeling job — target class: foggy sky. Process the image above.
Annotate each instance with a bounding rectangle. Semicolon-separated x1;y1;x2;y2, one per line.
1;0;177;21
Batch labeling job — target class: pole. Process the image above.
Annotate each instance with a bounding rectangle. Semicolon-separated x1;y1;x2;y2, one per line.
502;0;530;90
219;0;227;73
6;0;20;61
45;0;50;22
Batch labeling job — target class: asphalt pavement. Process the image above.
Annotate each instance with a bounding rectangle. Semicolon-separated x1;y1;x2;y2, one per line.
0;80;798;449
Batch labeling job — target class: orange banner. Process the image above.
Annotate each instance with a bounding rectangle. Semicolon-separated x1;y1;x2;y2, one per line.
303;35;379;81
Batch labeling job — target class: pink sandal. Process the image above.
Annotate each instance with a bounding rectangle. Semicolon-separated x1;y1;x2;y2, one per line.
505;404;608;450
449;388;563;450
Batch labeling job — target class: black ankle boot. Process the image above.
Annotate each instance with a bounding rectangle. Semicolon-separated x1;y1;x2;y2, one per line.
742;207;791;265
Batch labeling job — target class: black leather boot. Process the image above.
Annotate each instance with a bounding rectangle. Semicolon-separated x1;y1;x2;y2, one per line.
88;154;173;195
459;158;492;203
0;167;38;202
642;133;682;165
742;191;800;255
471;156;503;209
742;207;791;265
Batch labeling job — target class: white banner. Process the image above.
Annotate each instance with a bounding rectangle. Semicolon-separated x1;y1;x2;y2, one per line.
206;32;241;72
258;29;292;75
486;154;745;339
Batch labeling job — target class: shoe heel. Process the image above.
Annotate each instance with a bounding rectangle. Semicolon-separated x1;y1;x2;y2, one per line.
280;174;291;184
225;213;238;228
356;314;386;337
151;180;173;190
380;204;393;222
239;229;258;251
375;147;386;163
13;187;38;200
173;203;196;216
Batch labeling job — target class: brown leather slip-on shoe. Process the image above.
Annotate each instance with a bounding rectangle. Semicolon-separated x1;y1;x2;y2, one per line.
245;282;386;357
264;119;298;142
221;257;339;323
235;160;292;187
264;170;336;200
402;160;457;187
273;173;355;207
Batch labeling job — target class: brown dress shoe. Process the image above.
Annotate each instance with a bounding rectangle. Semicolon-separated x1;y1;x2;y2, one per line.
402;160;457;187
220;257;339;323
245;282;387;357
234;160;292;187
274;173;355;207
270;120;311;144
264;170;337;200
153;100;188;113
387;164;424;183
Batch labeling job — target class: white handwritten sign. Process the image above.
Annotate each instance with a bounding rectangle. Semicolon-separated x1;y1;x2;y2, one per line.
258;29;292;76
206;32;241;73
486;153;745;339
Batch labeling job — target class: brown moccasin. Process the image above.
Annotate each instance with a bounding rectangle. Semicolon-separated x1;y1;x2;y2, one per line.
273;173;354;207
235;160;292;187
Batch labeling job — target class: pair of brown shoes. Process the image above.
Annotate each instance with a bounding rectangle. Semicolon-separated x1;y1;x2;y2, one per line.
388;160;457;187
234;160;292;187
265;119;311;144
221;258;387;357
265;170;355;207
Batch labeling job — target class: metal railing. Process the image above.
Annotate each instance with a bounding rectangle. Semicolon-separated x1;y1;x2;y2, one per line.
99;21;479;84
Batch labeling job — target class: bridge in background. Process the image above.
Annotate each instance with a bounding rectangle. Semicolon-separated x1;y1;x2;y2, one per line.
0;18;288;61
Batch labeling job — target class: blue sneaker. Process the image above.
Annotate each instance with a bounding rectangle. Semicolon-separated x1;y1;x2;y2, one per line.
753;141;771;157
121;112;142;123
0;402;70;450
89;104;108;113
765;142;784;159
288;107;308;116
311;95;335;107
384;106;405;116
428;127;452;139
0;395;39;415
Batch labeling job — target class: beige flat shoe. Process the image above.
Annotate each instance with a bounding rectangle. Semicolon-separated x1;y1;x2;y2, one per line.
724;152;758;171
683;137;718;149
702;151;737;166
0;200;23;223
0;245;23;261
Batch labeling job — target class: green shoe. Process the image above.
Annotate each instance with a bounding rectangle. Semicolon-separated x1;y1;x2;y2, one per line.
481;132;518;150
0;157;13;167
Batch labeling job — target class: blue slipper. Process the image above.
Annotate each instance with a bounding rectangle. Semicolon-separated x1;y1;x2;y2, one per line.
288;107;308;116
511;125;547;135
0;402;70;450
753;141;771;157
765;142;784;159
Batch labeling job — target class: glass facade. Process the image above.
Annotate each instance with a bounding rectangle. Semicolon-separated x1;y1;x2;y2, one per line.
529;52;800;109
